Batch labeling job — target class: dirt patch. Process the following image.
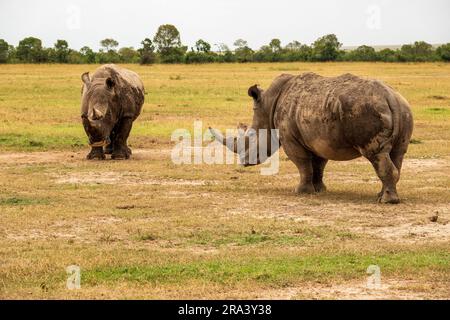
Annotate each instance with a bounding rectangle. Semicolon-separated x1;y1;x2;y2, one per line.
403;158;450;173
244;278;448;299
0;151;81;165
52;171;210;186
0;148;173;165
354;221;450;243
293;279;447;300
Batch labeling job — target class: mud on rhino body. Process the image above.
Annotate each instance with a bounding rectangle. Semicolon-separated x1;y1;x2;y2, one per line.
81;64;144;160
211;73;414;204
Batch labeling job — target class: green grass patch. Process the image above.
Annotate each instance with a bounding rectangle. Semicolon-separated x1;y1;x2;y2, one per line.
409;138;423;144
425;107;450;115
0;197;48;206
187;227;335;247
0;132;84;151
83;250;450;286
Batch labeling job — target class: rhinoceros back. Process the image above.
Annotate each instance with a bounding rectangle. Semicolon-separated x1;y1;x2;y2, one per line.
276;73;403;160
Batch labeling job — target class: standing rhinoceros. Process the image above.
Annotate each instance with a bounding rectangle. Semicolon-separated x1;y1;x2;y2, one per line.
81;64;144;160
210;73;413;204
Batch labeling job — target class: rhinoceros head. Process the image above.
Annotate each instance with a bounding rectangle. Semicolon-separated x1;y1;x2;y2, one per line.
210;84;278;166
81;72;117;147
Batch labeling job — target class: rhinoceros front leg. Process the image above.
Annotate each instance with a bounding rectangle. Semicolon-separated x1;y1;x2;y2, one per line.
111;117;133;160
369;152;400;204
104;130;115;155
312;155;328;192
294;158;316;194
283;140;316;194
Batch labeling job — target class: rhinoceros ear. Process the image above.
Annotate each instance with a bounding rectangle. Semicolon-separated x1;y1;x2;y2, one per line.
248;84;261;102
81;72;90;85
106;77;115;90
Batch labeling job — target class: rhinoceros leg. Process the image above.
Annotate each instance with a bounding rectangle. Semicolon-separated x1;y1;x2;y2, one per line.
369;152;400;204
283;139;316;194
293;158;316;194
111;117;133;160
312;155;328;192
86;146;105;160
104;130;115;155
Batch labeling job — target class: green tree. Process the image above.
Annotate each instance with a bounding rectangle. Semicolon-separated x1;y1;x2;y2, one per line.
16;37;45;62
139;38;156;64
215;43;235;62
0;39;9;63
269;39;282;53
80;46;96;63
436;43;450;61
54;39;69;63
67;50;83;64
98;38;120;63
195;39;211;53
399;41;434;62
215;43;230;53
233;39;248;49
153;24;186;63
283;41;311;61
253;45;273;62
285;41;302;51
118;47;139;63
350;45;377;61
377;48;398;62
233;39;253;62
311;34;341;61
100;38;119;52
7;45;17;63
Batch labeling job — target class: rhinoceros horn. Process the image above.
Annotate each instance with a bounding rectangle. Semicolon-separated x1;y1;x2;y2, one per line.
208;127;238;153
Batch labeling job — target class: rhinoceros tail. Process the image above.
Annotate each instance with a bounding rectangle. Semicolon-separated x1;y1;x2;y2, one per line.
376;83;401;152
386;91;401;148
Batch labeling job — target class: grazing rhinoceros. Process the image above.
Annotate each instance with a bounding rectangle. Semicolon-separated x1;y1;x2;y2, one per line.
210;73;413;204
81;64;144;160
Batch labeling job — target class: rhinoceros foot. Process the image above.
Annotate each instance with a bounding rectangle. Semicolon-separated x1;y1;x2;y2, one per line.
86;147;105;160
295;183;316;194
313;181;327;193
104;144;113;155
377;189;400;204
111;145;131;160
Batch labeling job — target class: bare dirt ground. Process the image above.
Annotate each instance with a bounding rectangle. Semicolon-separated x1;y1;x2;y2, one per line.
1;149;449;246
2;149;449;244
1;148;449;299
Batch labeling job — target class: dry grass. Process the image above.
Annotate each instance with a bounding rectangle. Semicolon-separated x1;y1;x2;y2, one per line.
0;63;449;299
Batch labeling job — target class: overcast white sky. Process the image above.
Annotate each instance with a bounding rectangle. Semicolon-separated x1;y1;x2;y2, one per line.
0;0;449;50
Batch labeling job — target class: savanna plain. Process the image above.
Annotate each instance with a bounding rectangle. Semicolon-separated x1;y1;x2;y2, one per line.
0;62;449;299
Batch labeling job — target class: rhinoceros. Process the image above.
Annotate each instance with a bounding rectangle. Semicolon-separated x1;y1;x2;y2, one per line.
81;64;144;160
210;73;414;204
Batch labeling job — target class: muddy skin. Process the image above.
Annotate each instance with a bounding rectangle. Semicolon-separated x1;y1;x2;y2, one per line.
81;64;144;160
211;73;414;204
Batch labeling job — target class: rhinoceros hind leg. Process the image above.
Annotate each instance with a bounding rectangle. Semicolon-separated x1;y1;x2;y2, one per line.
369;152;400;204
312;156;328;192
87;147;105;160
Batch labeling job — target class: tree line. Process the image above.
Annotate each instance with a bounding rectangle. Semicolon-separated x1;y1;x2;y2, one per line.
1;24;450;64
